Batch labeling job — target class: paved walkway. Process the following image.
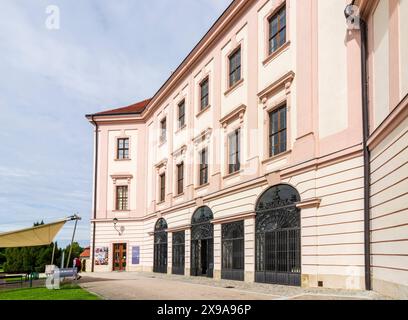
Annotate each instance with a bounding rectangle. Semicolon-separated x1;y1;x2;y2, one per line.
78;272;390;300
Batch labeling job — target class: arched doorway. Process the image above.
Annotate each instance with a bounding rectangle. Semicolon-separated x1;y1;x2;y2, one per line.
153;218;168;274
255;184;301;286
191;206;214;278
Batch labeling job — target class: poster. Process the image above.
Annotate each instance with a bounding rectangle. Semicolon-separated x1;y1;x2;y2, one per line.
132;246;140;265
94;247;109;266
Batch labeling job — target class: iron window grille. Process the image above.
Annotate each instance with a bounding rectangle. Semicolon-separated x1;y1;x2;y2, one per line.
117;138;129;160
172;231;185;275
229;47;241;88
255;184;301;286
268;5;287;55
199;148;209;185
200;78;209;110
116;186;128;211
153;218;168;274
269;104;287;157
178;100;185;129
221;221;245;281
228;129;241;174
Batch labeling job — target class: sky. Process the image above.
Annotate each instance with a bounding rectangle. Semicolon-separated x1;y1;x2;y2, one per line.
0;0;232;247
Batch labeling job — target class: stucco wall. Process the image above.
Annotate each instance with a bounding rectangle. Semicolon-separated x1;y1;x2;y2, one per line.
370;116;408;299
400;0;408;99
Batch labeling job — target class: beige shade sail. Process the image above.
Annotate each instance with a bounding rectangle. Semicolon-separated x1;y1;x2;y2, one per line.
0;220;67;248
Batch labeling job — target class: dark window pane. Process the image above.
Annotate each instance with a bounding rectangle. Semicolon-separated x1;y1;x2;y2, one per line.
116;186;128;211
200;78;209;110
160;174;166;202
177;163;184;195
117;138;130;160
200;149;208;185
160;118;167;142
178;101;185;128
228;129;241;174
269;105;287;157
229;48;242;87
269;6;287;54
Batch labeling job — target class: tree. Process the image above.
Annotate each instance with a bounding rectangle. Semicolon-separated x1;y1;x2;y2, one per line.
2;221;84;273
64;242;84;267
0;248;5;269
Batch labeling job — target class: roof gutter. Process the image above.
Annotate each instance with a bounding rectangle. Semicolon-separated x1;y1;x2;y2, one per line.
360;17;372;292
90;115;99;273
345;1;371;291
85;111;144;119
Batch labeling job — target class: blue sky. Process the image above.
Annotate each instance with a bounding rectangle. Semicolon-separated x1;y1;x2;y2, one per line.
0;0;231;247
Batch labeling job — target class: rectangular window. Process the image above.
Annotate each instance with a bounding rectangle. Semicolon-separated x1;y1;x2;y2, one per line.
116;186;128;211
159;173;166;202
269;105;287;157
177;162;184;195
229;47;241;88
228;129;241;174
268;5;286;55
160;118;167;143
178;100;185;129
200;78;209;110
199;148;209;186
117;138;129;160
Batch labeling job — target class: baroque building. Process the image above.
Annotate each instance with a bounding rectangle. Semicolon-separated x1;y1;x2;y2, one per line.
86;0;408;299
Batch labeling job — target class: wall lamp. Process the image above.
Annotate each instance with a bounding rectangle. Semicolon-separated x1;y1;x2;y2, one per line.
113;218;125;236
344;1;360;30
344;3;355;19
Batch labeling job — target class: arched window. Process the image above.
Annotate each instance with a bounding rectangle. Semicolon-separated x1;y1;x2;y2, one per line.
191;206;214;225
154;218;168;232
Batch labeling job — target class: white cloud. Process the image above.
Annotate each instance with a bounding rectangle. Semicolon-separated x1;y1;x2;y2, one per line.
0;0;230;246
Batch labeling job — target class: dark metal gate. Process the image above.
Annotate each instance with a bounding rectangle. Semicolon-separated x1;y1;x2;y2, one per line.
153;218;168;274
172;231;185;275
255;185;301;286
221;221;244;281
191;206;214;278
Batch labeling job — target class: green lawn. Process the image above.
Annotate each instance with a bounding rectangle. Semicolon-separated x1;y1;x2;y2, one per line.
0;285;101;300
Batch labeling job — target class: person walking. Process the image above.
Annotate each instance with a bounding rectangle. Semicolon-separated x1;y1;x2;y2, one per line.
73;257;82;280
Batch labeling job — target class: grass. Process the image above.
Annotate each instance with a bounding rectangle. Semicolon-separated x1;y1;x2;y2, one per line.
0;284;101;300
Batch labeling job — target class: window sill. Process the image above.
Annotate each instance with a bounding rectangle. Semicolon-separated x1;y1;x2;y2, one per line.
113;210;131;213
114;158;131;162
156;201;166;205
195;183;210;190
262;149;292;164
196;105;211;118
263;41;290;67
223;169;243;180
175;125;187;134
174;192;185;199
158;139;167;147
224;78;244;97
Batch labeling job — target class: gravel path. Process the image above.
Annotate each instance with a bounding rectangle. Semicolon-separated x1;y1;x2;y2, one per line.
78;272;391;300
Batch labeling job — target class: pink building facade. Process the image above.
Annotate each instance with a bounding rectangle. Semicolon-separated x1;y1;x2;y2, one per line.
86;0;408;299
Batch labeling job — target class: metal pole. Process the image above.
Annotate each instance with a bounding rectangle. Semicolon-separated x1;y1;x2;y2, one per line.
66;217;79;268
61;251;65;269
51;242;56;265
